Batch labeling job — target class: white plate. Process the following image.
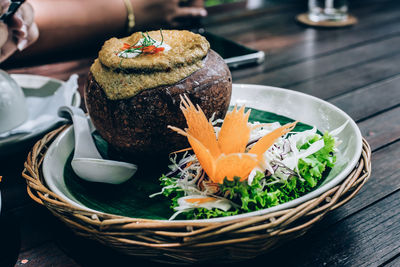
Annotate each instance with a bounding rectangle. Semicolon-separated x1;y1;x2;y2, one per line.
42;84;363;222
0;74;80;155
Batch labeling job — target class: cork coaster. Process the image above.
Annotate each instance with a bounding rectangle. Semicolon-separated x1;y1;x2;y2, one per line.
296;13;357;28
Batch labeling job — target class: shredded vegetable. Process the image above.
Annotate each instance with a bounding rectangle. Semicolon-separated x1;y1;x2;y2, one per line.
151;97;343;220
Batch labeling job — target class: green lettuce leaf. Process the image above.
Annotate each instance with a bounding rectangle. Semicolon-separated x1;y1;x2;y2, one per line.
159;132;336;220
298;132;336;188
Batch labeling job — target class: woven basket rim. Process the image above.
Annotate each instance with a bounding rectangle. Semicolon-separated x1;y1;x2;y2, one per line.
39;125;363;224
21;125;372;264
22;124;372;225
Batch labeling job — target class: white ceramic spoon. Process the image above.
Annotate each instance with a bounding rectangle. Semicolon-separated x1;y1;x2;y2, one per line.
58;106;137;184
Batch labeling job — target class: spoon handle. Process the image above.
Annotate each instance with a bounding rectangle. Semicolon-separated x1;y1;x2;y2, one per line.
58;106;103;160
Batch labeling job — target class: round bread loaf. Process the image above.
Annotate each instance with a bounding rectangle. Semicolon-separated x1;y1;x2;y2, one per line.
84;30;232;160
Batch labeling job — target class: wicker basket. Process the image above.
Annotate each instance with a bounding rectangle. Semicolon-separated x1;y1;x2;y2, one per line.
22;125;372;265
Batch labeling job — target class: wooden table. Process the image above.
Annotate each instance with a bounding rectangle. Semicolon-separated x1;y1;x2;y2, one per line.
1;0;400;266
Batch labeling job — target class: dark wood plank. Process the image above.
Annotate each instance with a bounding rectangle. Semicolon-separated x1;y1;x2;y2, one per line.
206;5;302;38
0;149;33;212
2;1;399;266
290;53;400;100
16;242;78;267
208;0;395;39
359;106;400;151
11;204;62;253
229;1;400;80
230;0;400;49
384;255;400;267
0;212;22;267
235;35;400;87
0;182;30;214
5;193;96;254
329;75;400;121
262;188;400;267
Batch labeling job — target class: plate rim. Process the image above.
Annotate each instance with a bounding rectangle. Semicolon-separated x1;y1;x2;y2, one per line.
43;84;363;223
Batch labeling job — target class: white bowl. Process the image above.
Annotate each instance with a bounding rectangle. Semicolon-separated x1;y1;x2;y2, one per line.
42;84;363;223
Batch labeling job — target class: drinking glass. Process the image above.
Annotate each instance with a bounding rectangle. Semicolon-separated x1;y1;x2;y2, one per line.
308;0;348;22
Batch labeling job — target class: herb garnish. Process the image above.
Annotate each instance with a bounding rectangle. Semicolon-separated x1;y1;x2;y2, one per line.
117;29;165;69
118;29;165;57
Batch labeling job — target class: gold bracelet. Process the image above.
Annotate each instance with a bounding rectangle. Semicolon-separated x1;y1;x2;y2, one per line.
123;0;135;35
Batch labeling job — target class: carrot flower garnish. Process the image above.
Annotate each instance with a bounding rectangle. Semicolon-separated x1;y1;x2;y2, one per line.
168;96;297;184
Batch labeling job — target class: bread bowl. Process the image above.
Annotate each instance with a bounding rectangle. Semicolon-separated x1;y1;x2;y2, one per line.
84;30;232;160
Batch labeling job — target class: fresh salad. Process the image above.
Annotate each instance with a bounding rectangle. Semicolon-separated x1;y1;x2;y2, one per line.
151;96;345;220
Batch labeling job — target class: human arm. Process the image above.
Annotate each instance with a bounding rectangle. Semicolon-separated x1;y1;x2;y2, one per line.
15;0;206;59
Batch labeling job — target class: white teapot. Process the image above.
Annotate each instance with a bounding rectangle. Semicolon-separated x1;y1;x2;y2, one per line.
0;70;28;134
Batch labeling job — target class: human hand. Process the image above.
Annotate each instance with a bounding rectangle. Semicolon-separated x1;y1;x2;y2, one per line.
132;0;207;30
0;0;39;63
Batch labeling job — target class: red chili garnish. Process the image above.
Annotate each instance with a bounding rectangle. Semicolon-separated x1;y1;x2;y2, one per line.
122;43;131;49
142;45;156;53
145;46;165;54
154;47;165;53
120;43;164;55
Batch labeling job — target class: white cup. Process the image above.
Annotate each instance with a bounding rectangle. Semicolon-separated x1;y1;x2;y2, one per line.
0;70;28;134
